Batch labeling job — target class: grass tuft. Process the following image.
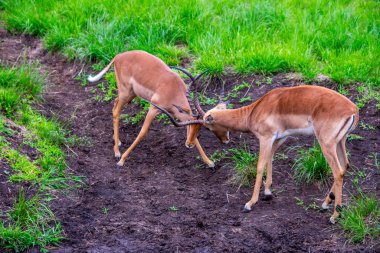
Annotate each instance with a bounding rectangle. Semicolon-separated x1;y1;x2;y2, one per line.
293;142;331;185
339;192;380;243
0;188;63;252
0;63;43;116
228;145;259;187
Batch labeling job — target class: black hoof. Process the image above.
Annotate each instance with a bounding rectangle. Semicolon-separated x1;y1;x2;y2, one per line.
329;192;335;200
320;208;328;213
116;163;123;169
210;164;219;173
261;194;273;201
243;207;251;213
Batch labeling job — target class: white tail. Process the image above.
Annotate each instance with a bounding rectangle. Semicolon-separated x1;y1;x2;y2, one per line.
88;59;115;82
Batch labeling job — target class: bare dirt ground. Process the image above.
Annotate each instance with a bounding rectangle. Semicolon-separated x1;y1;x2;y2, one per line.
1;29;379;252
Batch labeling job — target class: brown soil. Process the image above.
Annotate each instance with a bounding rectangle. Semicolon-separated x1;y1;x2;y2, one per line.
0;29;379;253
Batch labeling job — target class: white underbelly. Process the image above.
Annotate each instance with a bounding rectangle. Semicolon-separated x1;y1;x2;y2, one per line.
272;125;314;144
280;126;315;137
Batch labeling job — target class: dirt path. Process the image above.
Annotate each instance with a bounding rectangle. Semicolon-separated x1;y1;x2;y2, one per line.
1;30;379;252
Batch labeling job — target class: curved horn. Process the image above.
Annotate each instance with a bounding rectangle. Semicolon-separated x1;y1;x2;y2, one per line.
192;70;208;117
169;66;194;81
170;66;198;117
151;103;203;126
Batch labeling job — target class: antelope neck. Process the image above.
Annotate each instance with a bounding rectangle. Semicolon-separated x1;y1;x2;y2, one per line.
212;104;253;132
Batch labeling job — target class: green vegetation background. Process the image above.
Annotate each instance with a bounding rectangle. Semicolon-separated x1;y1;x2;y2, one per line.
1;0;379;85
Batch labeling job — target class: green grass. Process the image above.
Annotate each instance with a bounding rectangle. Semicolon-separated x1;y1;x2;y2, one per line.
293;142;332;185
0;63;81;251
0;188;63;252
1;0;379;85
228;145;259;187
339;192;380;243
0;63;43;116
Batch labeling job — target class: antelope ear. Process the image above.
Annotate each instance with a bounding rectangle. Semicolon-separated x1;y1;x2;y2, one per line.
216;102;227;110
205;115;214;124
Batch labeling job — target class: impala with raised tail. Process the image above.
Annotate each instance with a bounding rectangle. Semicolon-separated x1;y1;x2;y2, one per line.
87;50;228;168
154;81;359;224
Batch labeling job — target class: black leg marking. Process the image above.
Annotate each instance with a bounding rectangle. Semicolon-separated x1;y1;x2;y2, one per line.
329;192;335;200
261;194;273;201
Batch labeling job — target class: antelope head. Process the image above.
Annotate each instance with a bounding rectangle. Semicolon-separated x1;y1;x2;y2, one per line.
153;71;230;146
193;77;230;144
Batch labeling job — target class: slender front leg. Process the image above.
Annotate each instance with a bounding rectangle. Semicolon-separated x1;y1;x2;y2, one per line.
117;106;159;167
194;138;215;168
244;139;272;212
263;137;287;200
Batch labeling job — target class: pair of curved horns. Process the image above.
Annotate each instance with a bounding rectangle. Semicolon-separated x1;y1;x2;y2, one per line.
169;66;209;117
151;103;204;127
157;67;224;127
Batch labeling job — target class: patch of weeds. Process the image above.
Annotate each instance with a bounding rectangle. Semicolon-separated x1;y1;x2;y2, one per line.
347;134;364;142
294;197;320;211
266;77;273;85
0;118;13;136
275;152;288;160
338;84;349;96
239;96;252;103
348;166;367;188
0;144;42;183
226;82;250;100
272;186;285;194
156;114;171;125
104;72;117;102
103;207;109;215
169;206;178;212
86;71;118;102
255;80;262;86
293;142;331;185
93;95;102;102
121;98;151;125
359;121;375;131
368;153;379;169
198;93;218;106
0;188;63;252
339;191;379;243
228;144;259;187
226;103;234;109
74;74;88;87
209;150;228;164
356;85;380;109
196;149;228;169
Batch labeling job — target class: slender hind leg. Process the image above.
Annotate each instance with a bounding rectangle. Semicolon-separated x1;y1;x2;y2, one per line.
322;137;348;210
117;106;159;167
337;137;349;170
113;96;134;157
319;141;345;223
